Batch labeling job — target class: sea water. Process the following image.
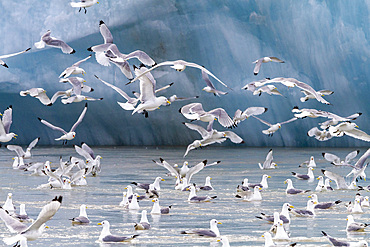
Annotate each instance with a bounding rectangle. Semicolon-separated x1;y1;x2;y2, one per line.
0;146;369;246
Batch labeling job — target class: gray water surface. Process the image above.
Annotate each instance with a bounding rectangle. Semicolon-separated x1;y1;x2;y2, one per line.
0;146;369;246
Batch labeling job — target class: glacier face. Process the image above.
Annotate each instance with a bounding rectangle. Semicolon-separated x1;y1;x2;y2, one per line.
0;0;369;147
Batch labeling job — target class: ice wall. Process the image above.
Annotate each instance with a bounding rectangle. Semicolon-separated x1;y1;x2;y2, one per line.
0;0;369;147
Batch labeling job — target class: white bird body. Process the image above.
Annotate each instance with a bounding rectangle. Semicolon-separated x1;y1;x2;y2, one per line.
0;48;31;68
0;106;17;143
34;30;75;54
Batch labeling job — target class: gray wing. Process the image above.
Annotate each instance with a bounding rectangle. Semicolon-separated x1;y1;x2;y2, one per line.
322;170;348;189
269;57;284;63
35;91;52;105
280;117;298;125
191;229;217;237
25;196;62;233
323;152;341;165
99;20;113;44
50;91;70;104
347;223;367;231
353;148;370;169
208;108;235;128
95;75;134;102
183;123;209;138
7;145;25;157
287;188;304;194
2;105;13;134
201;69;216;89
81;143;95;159
293;80;331;105
72;54;91;67
263;149;273;169
315;202;334;209
0;208;28;233
243;107;268;118
109;59;133;79
252;115;272;127
153;158;179;177
185;160;206;183
47;39;75;54
72;216;90;224
224;131;244;143
345;150;360;164
253;58;263;75
39;118;67;134
181;103;206;115
0;48;31;59
155;83;174;94
102;234;136;242
70;103;88;132
124;50;155;66
64;77;83;96
343;128;370;142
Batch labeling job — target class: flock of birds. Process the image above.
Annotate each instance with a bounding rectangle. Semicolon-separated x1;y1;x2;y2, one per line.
0;0;369;246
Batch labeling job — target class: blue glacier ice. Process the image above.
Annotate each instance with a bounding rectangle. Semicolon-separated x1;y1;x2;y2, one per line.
0;0;369;147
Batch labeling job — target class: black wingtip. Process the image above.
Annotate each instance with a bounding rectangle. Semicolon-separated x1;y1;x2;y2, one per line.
321;231;327;236
293;106;299;109
2;63;9;68
254;72;258;76
47;103;52;106
8;105;12;109
99;20;105;25
159;158;164;162
25;47;31;52
85;102;88;108
139;63;146;68
291;172;296;175
94;75;99;79
87;47;93;52
211;196;217;199
70;49;76;54
37;117;42;121
202;160;208;165
169;82;174;86
53;196;63;203
180;231;187;234
133;64;138;70
322;153;325;157
321;169;326;174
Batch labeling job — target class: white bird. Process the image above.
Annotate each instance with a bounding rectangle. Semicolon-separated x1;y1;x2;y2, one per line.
253;85;284;97
256;203;293;225
350;198;364;214
183;122;243;157
315;176;325;192
150;198;171;214
322;150;360;167
244;174;271;189
131;65;171;117
233;107;268;125
307;127;333;141
95;75;139;111
105;46;156;67
300;156;317;168
329;122;370;142
187;185;217;203
59;55;91;78
70;0;99;14
1;196;62;245
308;194;341;209
38;103;88;143
0;105;17;143
181;219;222;237
252;115;297;136
324;178;334;191
253;56;284;75
128;193;140;210
74;142;102;176
132;176;165;191
346;148;370;182
273;220;290;240
119;192;129;208
322;231;368;246
3;193;15;215
199;176;214;191
19;88;53;106
127;59;231;90
284;179;309;195
201;69;228;96
258;149;277;169
134;210;150;230
217;236;231;247
300;89;333;102
291;167;314;180
180;102;236;128
262;231;296;247
13;204;31;223
242;186;262;201
0;48;31;68
346;215;368;232
34;30;75;54
98;220;138;243
7;137;39;159
289;200;316;217
268;77;331;105
322;169;357;190
241;78;271;92
70;204;90;224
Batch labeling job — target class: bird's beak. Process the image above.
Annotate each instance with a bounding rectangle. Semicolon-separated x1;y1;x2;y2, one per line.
289;205;294;208
45;225;49;229
284;181;287;184
308;196;311;198
268;176;271;178
217;222;222;224
317;177;320;180
313;201;318;204
152;199;155;202
210;177;212;180
124;187;127;189
166;100;171;104
98;223;102;225
161;178;165;181
261;235;265;237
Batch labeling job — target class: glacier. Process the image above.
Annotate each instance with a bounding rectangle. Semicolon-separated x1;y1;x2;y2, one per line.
0;0;369;147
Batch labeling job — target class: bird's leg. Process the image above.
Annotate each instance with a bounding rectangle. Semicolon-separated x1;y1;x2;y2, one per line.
84;7;87;14
79;7;82;12
143;110;149;118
